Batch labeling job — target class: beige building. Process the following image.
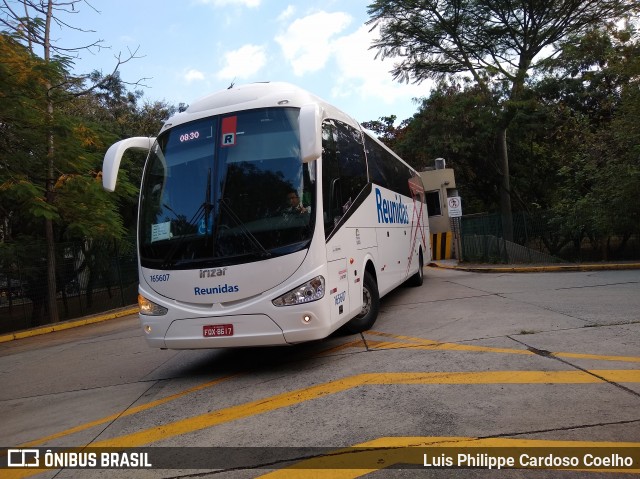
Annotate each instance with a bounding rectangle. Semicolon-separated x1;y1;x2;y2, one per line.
420;158;458;260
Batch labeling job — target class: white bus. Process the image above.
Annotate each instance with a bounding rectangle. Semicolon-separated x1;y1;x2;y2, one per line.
102;82;430;349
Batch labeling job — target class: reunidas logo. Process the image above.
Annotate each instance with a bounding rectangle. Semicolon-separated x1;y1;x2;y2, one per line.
194;284;239;296
375;188;409;224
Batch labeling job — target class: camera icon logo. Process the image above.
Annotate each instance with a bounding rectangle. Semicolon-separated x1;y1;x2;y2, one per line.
8;449;40;467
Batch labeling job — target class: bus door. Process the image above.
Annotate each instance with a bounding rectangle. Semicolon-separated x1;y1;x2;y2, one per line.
322;119;369;321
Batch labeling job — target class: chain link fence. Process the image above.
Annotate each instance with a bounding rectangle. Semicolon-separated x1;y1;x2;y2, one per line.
460;211;640;263
0;237;138;334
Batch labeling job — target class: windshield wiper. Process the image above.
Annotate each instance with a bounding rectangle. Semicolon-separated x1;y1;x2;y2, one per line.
218;198;271;258
159;205;207;268
160;169;216;267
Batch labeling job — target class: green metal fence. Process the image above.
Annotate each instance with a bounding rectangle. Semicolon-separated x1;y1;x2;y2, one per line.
460;211;640;263
0;238;138;334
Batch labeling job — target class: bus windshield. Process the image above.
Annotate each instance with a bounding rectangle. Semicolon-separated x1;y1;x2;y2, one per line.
138;107;316;269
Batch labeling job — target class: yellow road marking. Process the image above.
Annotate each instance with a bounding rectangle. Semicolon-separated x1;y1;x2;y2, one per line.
89;369;640;448
554;351;640;363
0;307;138;343
14;330;638;452
365;331;640;363
366;331;535;355
9;329;639;479
20;374;237;447
258;437;640;478
7;369;640;479
17;330;635;449
17;339;360;448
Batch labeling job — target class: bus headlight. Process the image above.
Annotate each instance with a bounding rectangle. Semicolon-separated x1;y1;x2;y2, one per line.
138;294;168;316
272;276;325;307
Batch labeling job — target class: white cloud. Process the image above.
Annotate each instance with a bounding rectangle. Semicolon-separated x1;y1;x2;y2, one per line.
330;24;429;116
197;0;260;7
275;11;352;76
184;69;205;83
277;5;296;22
217;44;267;80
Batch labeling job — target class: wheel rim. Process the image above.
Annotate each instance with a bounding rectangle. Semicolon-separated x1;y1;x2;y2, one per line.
357;285;371;318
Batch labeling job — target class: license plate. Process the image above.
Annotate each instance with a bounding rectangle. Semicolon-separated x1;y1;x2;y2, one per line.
203;324;234;337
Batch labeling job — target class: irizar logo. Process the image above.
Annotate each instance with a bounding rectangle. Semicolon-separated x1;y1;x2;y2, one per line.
199;267;227;278
375;188;409;224
194;284;240;296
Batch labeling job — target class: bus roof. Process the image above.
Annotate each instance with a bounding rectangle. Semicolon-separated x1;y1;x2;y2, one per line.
158;81;418;175
162;81;359;133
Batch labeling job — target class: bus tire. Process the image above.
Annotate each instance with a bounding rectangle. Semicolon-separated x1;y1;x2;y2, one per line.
408;250;424;287
343;271;379;334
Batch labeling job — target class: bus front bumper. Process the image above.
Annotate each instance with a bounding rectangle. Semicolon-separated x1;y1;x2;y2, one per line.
140;314;289;349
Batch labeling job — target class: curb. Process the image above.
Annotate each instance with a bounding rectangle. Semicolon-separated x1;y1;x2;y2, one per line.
0;306;138;344
429;262;640;273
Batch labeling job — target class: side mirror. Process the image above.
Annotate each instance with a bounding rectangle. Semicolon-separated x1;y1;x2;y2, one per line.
299;103;322;163
102;137;156;192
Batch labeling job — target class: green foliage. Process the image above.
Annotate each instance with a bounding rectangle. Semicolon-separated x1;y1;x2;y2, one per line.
391;81;502;212
0;31;174;244
362;115;401;147
539;24;640;247
0;178;58;221
366;19;640;258
368;0;640;241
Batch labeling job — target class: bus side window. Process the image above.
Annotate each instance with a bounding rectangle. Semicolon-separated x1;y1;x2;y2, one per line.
322;121;340;237
364;135;389;189
335;121;367;211
322;120;369;239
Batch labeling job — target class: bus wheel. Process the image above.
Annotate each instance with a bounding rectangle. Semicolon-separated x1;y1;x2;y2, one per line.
343;271;379;334
408;250;424;287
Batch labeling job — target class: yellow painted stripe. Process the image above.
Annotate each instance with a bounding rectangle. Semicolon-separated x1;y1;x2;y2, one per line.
0;307;138;343
20;374;237;447
365;331;534;356
365;339;531;355
258;437;640;478
6;370;640;479
91;376;365;448
430;232;453;260
18;339;361;449
444;231;452;259
366;331;640;363
19;331;632;450
553;351;640;363
88;369;640;448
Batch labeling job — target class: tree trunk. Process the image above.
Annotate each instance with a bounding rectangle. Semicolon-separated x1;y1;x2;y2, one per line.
45;198;58;323
44;0;59;323
497;127;514;242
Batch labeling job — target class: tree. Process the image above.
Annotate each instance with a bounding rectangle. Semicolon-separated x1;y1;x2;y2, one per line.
361;115;409;150
367;0;638;240
1;0;142;322
536;23;640;258
394;80;503;212
67;71;175;231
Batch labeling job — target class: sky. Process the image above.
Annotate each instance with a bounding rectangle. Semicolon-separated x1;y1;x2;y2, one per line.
47;0;433;128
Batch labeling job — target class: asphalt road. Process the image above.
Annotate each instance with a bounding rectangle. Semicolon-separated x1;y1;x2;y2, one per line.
1;266;639;478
